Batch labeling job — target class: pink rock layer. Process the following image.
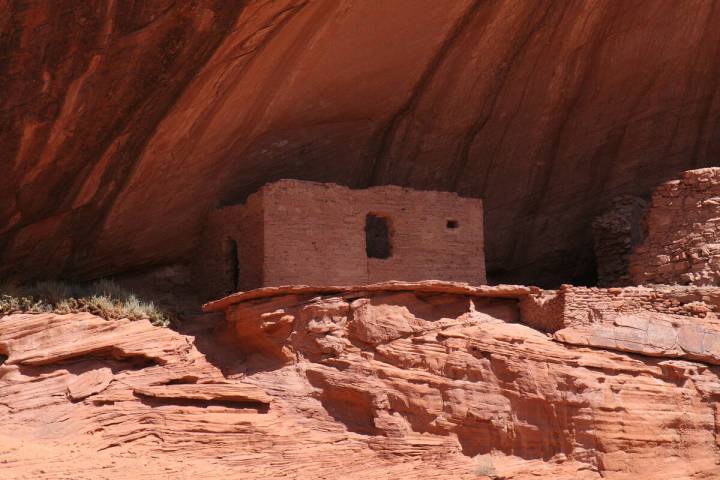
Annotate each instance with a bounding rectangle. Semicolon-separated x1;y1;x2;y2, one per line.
3;282;720;478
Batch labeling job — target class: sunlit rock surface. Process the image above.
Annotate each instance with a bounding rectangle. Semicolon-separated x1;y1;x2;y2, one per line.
3;282;720;478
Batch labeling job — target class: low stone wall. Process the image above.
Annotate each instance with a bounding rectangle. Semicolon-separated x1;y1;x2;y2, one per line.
521;284;720;365
521;284;720;331
560;285;720;327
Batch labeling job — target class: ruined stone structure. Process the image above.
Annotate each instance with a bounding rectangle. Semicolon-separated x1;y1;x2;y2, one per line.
629;168;720;286
521;283;720;329
194;180;485;299
591;196;647;287
521;284;720;367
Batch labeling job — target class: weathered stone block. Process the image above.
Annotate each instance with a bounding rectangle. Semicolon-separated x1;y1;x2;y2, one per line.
677;324;704;355
646;321;677;351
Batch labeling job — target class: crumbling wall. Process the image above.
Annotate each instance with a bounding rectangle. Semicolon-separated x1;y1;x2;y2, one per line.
519;284;720;333
518;291;565;333
193;194;264;300
559;285;720;327
592;196;647;287
629;168;720;286
546;285;720;366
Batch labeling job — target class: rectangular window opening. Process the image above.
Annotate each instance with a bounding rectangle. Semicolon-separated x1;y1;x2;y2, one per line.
447;219;459;229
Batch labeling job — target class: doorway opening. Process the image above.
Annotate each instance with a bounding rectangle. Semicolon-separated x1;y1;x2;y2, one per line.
223;238;240;293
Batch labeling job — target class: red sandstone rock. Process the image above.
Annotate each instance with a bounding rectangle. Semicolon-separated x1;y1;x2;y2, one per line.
4;3;720;476
66;367;113;401
2;2;720;285
215;285;720;478
4;283;720;477
133;383;271;405
203;280;539;312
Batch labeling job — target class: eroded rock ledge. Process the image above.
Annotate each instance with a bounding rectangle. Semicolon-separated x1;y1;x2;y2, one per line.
2;282;720;478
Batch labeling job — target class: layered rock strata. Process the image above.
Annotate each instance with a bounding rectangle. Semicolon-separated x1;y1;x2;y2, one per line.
206;281;720;478
2;282;720;478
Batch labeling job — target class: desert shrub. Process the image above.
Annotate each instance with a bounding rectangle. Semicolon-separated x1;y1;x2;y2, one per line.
0;280;172;327
0;294;49;314
474;455;497;478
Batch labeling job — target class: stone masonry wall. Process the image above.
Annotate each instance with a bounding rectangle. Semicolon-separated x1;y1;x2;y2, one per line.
193;194;264;300
544;285;720;367
262;180;485;287
196;180;485;296
520;284;720;332
629;168;720;286
559;285;720;328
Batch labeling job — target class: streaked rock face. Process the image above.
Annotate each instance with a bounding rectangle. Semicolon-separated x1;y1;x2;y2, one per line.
4;282;719;478
3;1;720;286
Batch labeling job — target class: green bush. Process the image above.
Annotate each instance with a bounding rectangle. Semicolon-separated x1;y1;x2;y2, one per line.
0;280;173;327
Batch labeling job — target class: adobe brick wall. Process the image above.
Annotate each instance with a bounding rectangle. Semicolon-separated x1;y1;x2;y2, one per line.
629;168;720;286
195;180;485;297
192;194;264;300
261;181;367;287
262;180;485;287
591;196;647;287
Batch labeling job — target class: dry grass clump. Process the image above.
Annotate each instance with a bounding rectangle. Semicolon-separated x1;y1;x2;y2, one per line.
473;454;498;478
0;279;172;327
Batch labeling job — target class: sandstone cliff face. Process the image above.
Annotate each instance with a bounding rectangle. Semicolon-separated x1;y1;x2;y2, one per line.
3;1;720;286
3;282;720;479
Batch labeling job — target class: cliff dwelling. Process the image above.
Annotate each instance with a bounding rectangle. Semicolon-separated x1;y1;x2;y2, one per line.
590;167;720;288
193;180;485;299
629;168;720;286
6;3;720;478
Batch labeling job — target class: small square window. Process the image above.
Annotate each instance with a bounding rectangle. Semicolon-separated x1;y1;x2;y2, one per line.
446;220;459;229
